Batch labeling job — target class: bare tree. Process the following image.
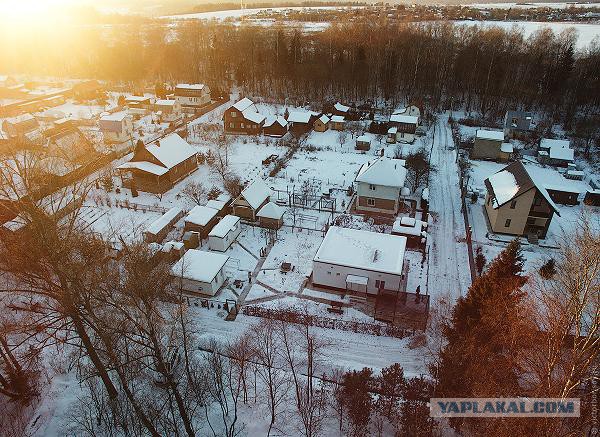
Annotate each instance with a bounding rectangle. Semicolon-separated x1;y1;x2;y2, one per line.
181;180;207;205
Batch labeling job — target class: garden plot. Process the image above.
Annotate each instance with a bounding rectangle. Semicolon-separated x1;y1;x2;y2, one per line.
256;228;324;294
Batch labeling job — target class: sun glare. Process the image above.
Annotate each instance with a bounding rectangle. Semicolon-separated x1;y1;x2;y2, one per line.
0;0;74;25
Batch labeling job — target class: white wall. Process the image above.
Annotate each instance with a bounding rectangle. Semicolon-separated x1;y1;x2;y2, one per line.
174;266;226;296
356;181;400;201
312;261;404;295
209;223;241;252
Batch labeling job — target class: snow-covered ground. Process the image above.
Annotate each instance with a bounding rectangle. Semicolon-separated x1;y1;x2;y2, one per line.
164;5;364;21
454;20;600;49
468;2;600;9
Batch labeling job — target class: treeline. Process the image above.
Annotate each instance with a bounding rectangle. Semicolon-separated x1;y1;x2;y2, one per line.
2;18;600;124
187;1;366;14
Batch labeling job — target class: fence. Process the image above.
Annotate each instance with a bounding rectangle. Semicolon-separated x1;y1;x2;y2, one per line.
241;305;415;339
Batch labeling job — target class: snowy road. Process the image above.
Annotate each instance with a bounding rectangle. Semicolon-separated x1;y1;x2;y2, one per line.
427;113;472;302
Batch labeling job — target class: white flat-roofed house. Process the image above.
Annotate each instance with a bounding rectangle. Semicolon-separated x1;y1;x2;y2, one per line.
389;113;418;143
116;133;198;193
208;215;241;251
312;226;408;295
154;99;182;123
174;83;211;108
184;205;220;238
354;157;407;214
171;249;229;296
99;112;133;143
232;177;272;221
472;129;506;161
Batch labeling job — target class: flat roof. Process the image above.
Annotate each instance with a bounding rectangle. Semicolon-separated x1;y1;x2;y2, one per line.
314;226;407;276
185;205;219;226
209;214;240;238
171;249;229;283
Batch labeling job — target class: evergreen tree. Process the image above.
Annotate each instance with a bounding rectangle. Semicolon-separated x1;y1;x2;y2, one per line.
399;376;436;437
342;368;373;437
434;240;528;433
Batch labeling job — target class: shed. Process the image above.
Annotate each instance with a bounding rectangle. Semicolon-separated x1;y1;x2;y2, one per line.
143;207;184;243
356;135;371;151
584;189;600;207
171;249;229;296
206;199;229;217
257;202;285;230
314;115;330;132
208;215;242;251
391;217;428;248
232;178;272;221
386;127;398;144
184;205;220;237
330;115;345;131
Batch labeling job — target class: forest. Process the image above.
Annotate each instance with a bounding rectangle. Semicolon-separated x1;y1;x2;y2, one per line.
1;17;599;127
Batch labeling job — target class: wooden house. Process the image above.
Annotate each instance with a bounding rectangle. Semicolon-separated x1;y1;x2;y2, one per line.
184;205;220;238
355;157;407;214
143;207;185;243
99;112;133;143
263;116;288;137
117;133;198;193
223;97;266;135
330;115;345;131
356;135;371;151
287;111;315;136
174;83;211;108
472;129;506;161
313;114;330;132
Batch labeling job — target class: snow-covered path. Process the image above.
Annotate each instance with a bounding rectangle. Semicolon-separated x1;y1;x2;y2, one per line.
427;113;472;302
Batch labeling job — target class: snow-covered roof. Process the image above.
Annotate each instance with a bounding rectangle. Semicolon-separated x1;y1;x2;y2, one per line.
264;115;287;128
242;109;266;124
314;227;407;276
206;199;227;211
144;133;197;170
4;113;36;125
392;217;427;237
355;157;407;188
209;215;240;238
334;102;350;113
331;115;345;123
540;138;570;150
126;95;151;102
171;249;229;283
476;129;504;141
487;169;520;206
162;241;185;252
233;97;255;112
387;127;398;134
500;143;514;153
357;135;370;143
257;202;285;220
117;161;169;176
145;207;183;236
185;205;219;227
176;83;205;90
155;99;176;106
217;193;232;203
485;161;560;214
100;112;129;122
318;115;330;124
390;114;418;124
549;146;574;162
239;178;272;210
287;111;312;124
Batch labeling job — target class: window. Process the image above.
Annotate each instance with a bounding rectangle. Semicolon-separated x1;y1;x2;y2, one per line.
336;272;340;276
375;280;386;289
510;199;517;209
231;111;237;118
241;123;245;128
229;122;234;128
505;219;511;227
367;198;376;206
369;184;376;191
327;271;332;275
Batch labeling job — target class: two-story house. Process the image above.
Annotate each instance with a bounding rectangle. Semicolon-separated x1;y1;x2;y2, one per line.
99;112;134;144
354;157;407;214
117;133;198;193
223;97;265;135
154;99;183;123
174;83;211;108
484;160;560;239
389;113;418;143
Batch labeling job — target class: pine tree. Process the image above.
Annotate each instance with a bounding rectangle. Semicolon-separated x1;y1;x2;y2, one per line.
434;240;529;432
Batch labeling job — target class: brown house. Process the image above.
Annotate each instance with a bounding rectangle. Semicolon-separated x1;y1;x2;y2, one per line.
263;116;288;137
223;97;265;135
117;133;197;194
232;178;272;221
484;161;560;239
313;115;330;132
257;202;285;229
184;205;220;238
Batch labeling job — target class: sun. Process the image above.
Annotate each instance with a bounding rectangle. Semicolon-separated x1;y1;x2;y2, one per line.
0;0;73;25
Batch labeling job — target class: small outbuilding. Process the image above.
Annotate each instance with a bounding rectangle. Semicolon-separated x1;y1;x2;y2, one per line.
143;207;184;243
232;178;272;221
355;135;371;151
208;215;242;252
257;202;285;230
386;127;398;144
184;205;220;238
330;115;345;131
263;116;288;137
205;199;230;217
171;249;229;296
391;217;428;248
472;129;505;160
314;115;330;132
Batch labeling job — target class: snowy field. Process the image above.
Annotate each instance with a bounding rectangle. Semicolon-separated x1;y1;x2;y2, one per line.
468;2;600;9
454;20;600;49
